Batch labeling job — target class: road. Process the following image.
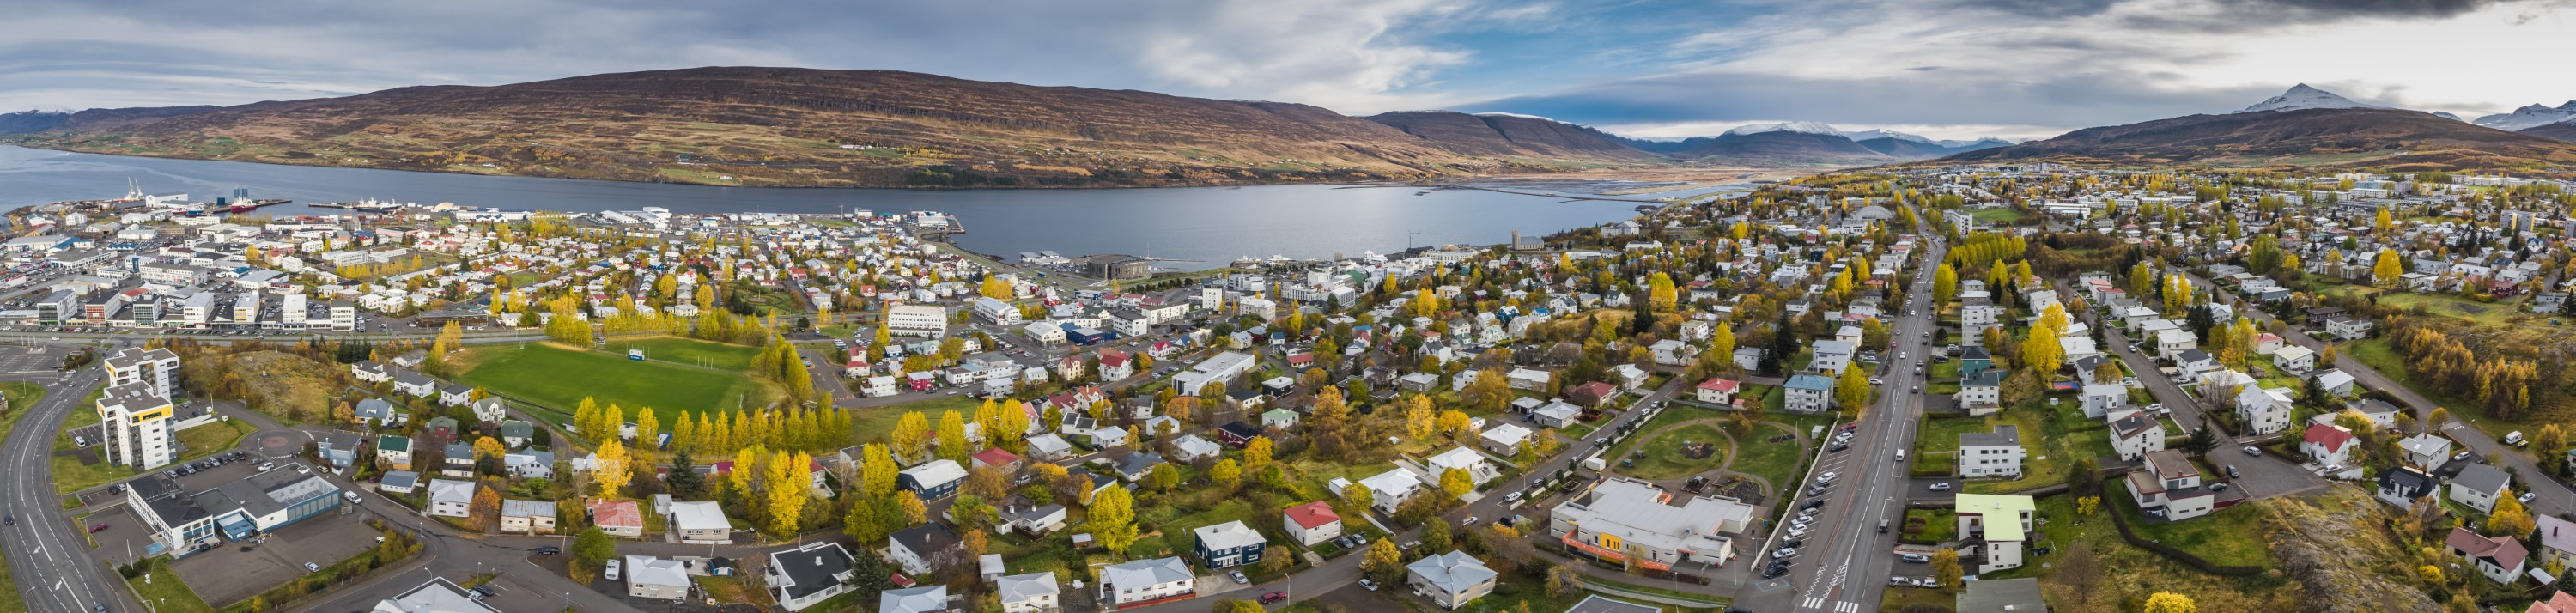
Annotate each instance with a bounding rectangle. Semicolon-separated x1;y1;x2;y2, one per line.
1725;237;1946;613
2184;271;2576;519
2073;283;2326;501
0;364;130;613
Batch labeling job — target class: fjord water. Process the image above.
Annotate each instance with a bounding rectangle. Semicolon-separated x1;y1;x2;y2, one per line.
0;145;1640;271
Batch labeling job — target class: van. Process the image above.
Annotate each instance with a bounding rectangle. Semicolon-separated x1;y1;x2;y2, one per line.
345;491;363;504
1899;553;1931;563
1895;449;1906;462
1878;519;1890;534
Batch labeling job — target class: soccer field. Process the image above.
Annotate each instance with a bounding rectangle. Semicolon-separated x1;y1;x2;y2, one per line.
604;336;762;372
458;343;775;414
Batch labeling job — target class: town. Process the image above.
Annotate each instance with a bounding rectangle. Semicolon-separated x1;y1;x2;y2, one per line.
6;164;2576;613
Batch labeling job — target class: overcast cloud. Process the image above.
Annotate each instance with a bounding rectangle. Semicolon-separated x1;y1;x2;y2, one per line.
1;0;2570;141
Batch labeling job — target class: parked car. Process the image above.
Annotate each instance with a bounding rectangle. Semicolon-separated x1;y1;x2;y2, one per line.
1358;578;1378;591
605;559;622;581
1929;482;1953;491
1230;570;1248;584
1899;553;1930;563
2241;446;2262;457
303;561;320;573
1262;592;1288;604
88;524;108;533
532;546;561;555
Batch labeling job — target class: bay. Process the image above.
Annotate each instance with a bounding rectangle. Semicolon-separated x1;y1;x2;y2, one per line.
0;145;1645;271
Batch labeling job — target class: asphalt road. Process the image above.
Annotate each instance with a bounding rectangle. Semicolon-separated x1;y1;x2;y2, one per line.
0;364;130;613
2085;294;2326;501
1741;238;1947;613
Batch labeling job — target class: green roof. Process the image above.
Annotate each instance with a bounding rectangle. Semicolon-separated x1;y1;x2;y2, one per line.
1954;577;2046;612
379;435;410;452
1952;493;2035;542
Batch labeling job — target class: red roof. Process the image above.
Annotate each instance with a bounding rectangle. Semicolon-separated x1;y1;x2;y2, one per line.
587;499;642;528
2446;526;2530;571
2303;423;2356;454
1099;352;1129;367
1285;354;1315;365
972;447;1022;466
1697;379;1741;392
1284;501;1341;529
1573;381;1617;397
2530;591;2576;613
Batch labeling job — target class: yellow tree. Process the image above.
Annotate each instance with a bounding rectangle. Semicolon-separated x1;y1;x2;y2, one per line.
936;410;970;461
1835;364;1872;418
594;440;633;496
471;436;507;462
1090;485;1139;555
1440;468;1473;499
2142;592;2196;613
859;443;899;498
891;411;932;461
1244;436;1274;467
766;450;810;536
1402;395;1435;439
2373;249;2404;288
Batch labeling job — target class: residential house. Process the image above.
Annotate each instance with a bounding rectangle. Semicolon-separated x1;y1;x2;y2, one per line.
2399;434;2455;470
2079;384;2126;418
1532;400;1583;428
2375;466;2439;508
2451;463;2512;513
2301;423;2357;468
1283;501;1344;547
889;523;963;576
587;498;644;537
2234;385;2294;436
1694;379;1741;405
1099;557;1195;605
499;499;556;534
900;459;967;500
881;586;952;613
2125;450;2218;522
1958;425;2026;478
2273;345;2317;373
998;572;1061;613
426;479;474;517
1480;423;1533;457
2106;410;2166;462
769;541;860;611
623;555;692;600
1954;577;2049;613
1193;520;1267;568
670;501;732;543
1953;494;2037;574
2538;515;2576;574
2446;527;2530;584
1357;468;1425;515
1406;551;1498;610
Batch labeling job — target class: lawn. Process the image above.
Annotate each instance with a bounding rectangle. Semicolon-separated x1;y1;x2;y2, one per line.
2113;489;2275;567
1915;414;1990;454
129;560;216;613
2374;292;2521;326
1901;507;1956;543
1730;422;1810;493
455;343;775;415
1965;398;2079;495
602;336;761;371
1970;207;2026;223
1613;423;1732;480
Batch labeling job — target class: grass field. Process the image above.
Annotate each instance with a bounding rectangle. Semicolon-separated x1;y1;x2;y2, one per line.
54;419;257;495
129;560;216;613
603;336;761;371
2114;489;2275;567
1970;207;2026;223
1731;422;1811;493
456;343;775;414
1616;423;1732;480
1915;414;1990;454
2373;292;2521;326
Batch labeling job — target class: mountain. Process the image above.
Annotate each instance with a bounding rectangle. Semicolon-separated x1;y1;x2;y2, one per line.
2522;118;2576;143
2236;83;2384;113
2475;101;2576;131
1361;111;1660;161
2433;112;2464;122
0;67;1658;188
1722;121;1844;137
1942;107;2576;172
1672;129;1893;166
1855;136;2014;159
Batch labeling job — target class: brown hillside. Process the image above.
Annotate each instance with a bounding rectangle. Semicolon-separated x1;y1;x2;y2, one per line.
6;67;1645;188
1942;108;2576;173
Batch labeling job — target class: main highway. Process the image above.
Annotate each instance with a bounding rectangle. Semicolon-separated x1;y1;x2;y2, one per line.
1;361;129;612
1739;234;1947;613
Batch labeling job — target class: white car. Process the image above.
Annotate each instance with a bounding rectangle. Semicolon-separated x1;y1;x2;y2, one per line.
1816;471;1839;483
1929;482;1953;491
605;559;622;581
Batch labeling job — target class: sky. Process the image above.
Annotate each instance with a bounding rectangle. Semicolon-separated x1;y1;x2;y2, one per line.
3;0;2573;141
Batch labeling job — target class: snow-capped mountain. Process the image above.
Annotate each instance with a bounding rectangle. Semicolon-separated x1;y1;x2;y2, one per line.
1841;128;1932;143
2472;101;2576;131
1723;121;1842;137
2432;112;2463;122
2234;84;2384;113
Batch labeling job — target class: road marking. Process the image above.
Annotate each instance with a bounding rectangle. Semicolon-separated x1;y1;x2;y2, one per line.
1802;596;1825;610
1837;601;1862;613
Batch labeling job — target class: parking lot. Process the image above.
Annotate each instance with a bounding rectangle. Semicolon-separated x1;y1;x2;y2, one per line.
168;507;380;607
81;505;155;567
0;344;65;373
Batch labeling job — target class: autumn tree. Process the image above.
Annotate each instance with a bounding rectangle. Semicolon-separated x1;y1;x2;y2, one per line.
1834;364;1872;417
594;439;633;496
1440;468;1473;499
2142;592;2196;613
1091;485;1139;555
1930;549;1964;590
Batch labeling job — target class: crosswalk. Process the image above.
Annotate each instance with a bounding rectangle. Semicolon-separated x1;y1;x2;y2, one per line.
1799;597;1862;612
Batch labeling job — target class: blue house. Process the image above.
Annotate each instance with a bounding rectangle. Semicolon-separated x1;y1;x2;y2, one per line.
1194;520;1267;568
1959;346;1994;377
1060;323;1118;345
897;459;967;500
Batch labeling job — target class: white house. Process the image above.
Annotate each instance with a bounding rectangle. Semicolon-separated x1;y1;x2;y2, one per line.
1099;557;1194;605
2106;410;2167;462
2300;423;2357;468
1958;425;2026;478
2272;345;2317;373
1282;501;1344;547
2451;463;2512;513
2234;385;2294;436
425;479;475;518
2124;449;2215;522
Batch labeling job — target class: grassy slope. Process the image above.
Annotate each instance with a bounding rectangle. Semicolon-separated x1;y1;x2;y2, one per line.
456;343;773;414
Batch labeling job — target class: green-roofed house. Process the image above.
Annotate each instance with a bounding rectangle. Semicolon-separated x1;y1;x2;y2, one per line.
378;435;414;470
1954;577;2046;613
499;420;537;448
1261;408;1299;430
1953;493;2036;575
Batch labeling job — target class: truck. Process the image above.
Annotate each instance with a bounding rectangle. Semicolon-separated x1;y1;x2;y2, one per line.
1583;455;1607;471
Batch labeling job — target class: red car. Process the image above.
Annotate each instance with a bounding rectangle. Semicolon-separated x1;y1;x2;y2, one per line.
1261;592;1287;604
88;524;109;533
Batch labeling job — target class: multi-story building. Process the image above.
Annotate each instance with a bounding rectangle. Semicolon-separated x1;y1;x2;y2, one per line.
1958;425;2026;478
104;347;181;399
126;466;344;559
886;303;949;337
1099;557;1194;605
97;381;176;470
2125;449;2218;521
331;299;357;331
